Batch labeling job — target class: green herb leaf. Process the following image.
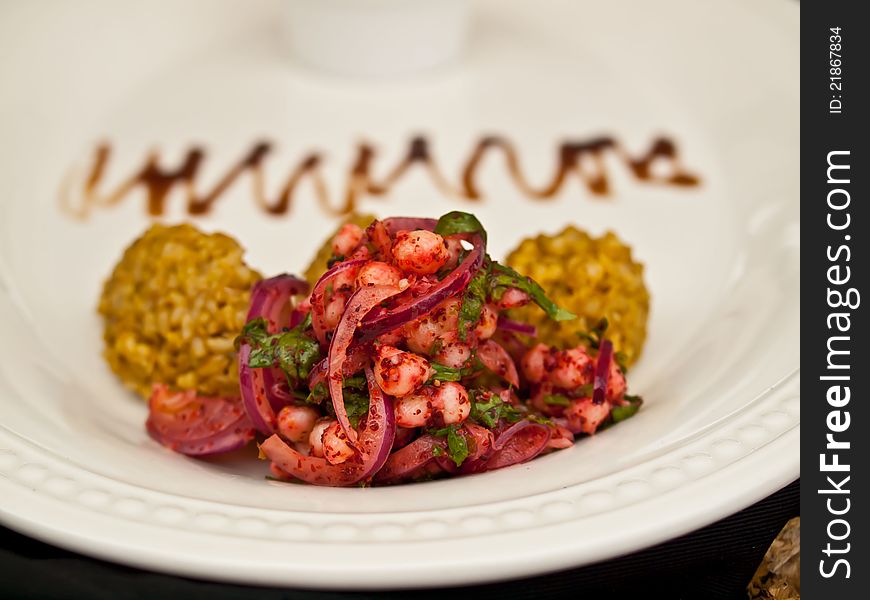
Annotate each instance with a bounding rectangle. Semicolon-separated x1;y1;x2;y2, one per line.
614;351;629;372
458;265;489;341
526;414;554;426
470;392;523;428
238;313;321;387
611;394;643;423
305;381;328;404
428;424;469;466
446;426;469;466
342;387;370;428
611;404;640;422
237;318;275;367
574;384;594;397
341;375;367;390
488;263;576;322
434;211;488;243
429;362;463;383
543;394;571;407
577;318;609;350
431;446;445;457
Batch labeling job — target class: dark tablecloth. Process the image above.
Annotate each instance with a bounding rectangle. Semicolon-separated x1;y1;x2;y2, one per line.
0;480;798;599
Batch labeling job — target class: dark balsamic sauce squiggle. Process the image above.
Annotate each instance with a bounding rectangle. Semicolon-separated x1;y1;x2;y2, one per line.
60;135;699;219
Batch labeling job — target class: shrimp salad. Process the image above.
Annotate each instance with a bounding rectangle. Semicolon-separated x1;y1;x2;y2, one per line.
145;212;642;486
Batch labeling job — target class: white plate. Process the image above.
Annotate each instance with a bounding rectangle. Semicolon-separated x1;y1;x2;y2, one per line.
0;0;799;590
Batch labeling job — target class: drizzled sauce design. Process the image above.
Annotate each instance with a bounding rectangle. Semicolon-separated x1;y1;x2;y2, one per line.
61;135;699;219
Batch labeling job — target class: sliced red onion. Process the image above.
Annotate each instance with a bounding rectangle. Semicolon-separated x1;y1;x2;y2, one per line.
496;316;537;337
328;283;407;446
492;330;534;365
267;379;294;408
492;419;540;450
146;384;255;457
374;435;445;483
365;219;393;258
392;426;419;450
247;275;309;327
307;344;370;391
476;339;520;388
288;307;307;329
381;216;438;235
592;339;614;406
357;232;485;341
309;258;368;346
258;365;395;486
485;420;551;470
238;345;277;434
238;274;310;434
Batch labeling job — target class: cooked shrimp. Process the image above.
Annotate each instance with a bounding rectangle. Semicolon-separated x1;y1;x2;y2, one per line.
270;462;292;480
322;421;356;464
373;345;433;397
394;393;433;428
565;397;611;435
308;419;332;458
443;235;465;269
520;343;550;384
434;381;471;425
276;405;319;443
403;296;461;355
433;337;472;369
331;223;364;257
496;287;531;310
549;348;594;390
331;263;361;293
474;303;499;340
357;261;403;288
322;290;350;330
295;295;312;315
394;382;470;427
547;423;575;449
391;230;449;275
608;359;627;401
347;244;372;261
376;327;405;346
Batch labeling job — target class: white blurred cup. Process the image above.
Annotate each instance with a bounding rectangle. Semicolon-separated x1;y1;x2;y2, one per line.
282;0;470;78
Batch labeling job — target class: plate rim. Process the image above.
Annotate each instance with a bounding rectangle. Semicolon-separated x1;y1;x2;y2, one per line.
0;371;799;589
0;0;800;588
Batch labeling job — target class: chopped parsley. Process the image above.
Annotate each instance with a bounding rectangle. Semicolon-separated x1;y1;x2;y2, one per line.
238;313;321;386
305;381;328;404
458;264;489;341
488;263;576;322
574;384;594;397
434;211;488;243
428;362;464;383
315;376;369;427
577;317;609;350
611;394;643;423
542;394;571;407
430;424;469;466
469;392;523;428
342;387;370;428
613;351;629;372
470;391;552;428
